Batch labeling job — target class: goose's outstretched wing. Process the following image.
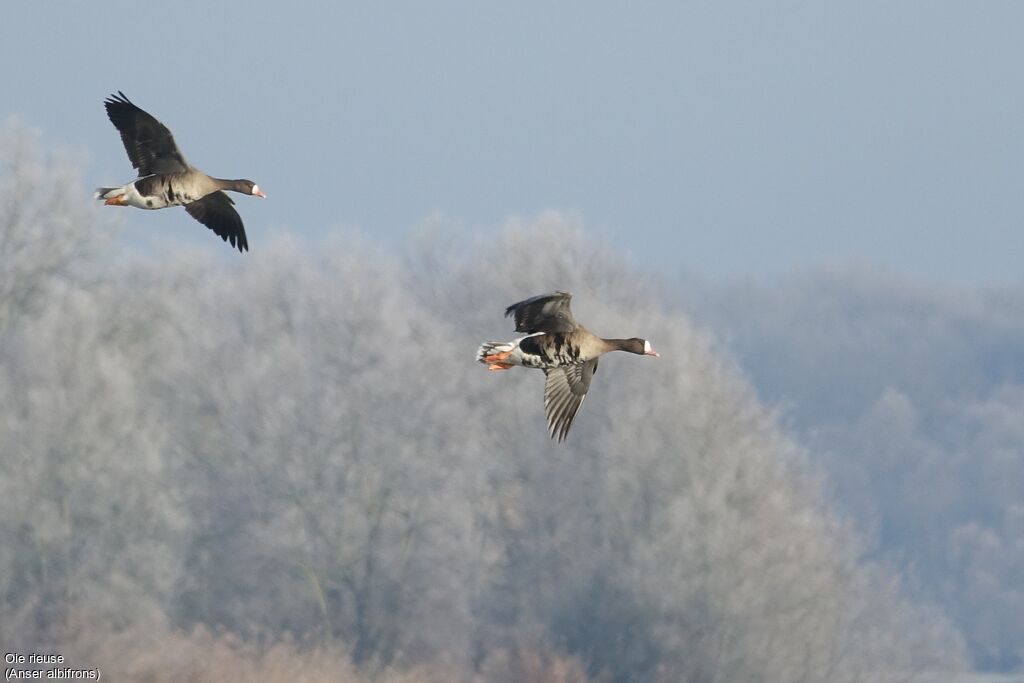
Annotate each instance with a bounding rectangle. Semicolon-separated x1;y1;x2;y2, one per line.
543;358;598;442
505;291;577;334
184;192;249;252
104;91;188;176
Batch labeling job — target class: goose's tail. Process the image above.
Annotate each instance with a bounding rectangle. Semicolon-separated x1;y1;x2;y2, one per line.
477;340;521;371
95;186;127;204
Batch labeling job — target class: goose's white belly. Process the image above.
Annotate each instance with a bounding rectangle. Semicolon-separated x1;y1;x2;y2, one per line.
123;179;170;210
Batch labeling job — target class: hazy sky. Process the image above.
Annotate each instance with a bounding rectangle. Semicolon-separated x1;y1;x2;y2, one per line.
4;2;1023;283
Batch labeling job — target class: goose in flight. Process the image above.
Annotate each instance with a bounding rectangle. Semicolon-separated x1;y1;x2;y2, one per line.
477;291;659;442
96;91;264;252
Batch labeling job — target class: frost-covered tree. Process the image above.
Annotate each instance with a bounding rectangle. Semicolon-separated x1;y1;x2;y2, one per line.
0;121;107;331
0;125;183;649
139;238;481;668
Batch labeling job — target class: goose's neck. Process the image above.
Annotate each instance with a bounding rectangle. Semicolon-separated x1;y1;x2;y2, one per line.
600;338;649;355
601;338;632;352
213;178;250;193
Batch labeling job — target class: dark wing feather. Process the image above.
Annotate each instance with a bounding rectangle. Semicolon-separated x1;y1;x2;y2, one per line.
543;358;598;442
184;192;249;252
505;291;577;334
104;92;188;175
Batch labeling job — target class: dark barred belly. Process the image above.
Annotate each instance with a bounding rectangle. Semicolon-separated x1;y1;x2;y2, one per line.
519;334;580;368
135;175;201;208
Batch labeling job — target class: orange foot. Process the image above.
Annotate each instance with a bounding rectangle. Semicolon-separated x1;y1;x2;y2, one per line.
104;195;127;206
487;362;514;371
482;350;512;363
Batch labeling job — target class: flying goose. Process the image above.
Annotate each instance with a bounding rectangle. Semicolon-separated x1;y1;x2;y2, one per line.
95;91;265;252
476;291;659;442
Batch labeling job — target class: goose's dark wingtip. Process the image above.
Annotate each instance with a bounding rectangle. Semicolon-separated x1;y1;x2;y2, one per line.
222;234;249;253
104;91;131;105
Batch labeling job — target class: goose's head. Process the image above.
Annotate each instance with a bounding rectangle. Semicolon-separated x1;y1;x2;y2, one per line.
234;180;266;198
620;338;660;357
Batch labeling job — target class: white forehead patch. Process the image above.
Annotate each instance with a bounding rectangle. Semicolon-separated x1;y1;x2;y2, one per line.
643;340;652;354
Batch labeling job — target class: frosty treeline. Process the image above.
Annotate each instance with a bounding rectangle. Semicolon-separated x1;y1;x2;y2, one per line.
688;266;1024;673
0;125;965;682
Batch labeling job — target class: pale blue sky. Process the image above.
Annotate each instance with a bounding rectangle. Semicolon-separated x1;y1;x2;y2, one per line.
4;1;1023;282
